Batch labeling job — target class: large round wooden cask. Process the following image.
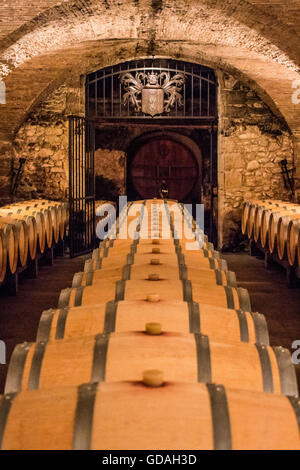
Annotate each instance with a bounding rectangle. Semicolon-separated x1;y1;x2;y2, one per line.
130;137;198;201
5;332;296;395
0;228;7;283
37;300;269;345
1;381;299;450
0;222;18;274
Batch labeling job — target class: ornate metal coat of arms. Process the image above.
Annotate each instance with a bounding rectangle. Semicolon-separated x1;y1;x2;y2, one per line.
120;71;185;116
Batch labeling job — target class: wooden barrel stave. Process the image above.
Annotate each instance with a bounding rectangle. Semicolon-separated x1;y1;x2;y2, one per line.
287;220;300;267
0;228;7;283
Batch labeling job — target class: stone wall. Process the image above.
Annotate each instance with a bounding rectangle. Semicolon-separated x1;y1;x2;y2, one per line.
13;120;68;200
94;149;126;202
218;72;294;250
11;81;82;201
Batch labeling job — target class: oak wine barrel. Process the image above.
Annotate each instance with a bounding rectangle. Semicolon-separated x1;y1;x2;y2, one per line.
72;264;237;288
1;381;299;450
0;217;28;267
37;300;269;345
58;278;251;311
287;219;300;267
0;222;18;274
5;332;296;395
84;250;228;273
277;213;300;261
0;210;37;261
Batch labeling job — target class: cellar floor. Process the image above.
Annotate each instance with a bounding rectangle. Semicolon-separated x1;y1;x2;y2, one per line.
0;251;299;394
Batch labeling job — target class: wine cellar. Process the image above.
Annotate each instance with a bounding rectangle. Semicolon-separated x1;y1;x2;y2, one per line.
0;0;299;451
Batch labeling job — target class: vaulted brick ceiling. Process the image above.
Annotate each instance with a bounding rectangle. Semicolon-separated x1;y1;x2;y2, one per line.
0;0;299;148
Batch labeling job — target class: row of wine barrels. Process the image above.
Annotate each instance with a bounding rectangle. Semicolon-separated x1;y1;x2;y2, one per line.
0;211;38;262
2;199;299;450
243;200;300;267
3;204;51;251
0;199;68;284
11;200;68;244
3;199;68;249
242;199;288;236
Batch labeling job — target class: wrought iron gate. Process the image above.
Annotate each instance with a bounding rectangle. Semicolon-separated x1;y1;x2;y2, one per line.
86;58;217;121
69;116;96;257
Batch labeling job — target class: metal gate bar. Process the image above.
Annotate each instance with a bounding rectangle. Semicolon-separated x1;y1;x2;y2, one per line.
69;116;96;257
86;58;217;120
